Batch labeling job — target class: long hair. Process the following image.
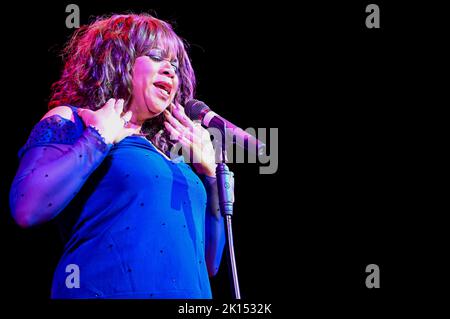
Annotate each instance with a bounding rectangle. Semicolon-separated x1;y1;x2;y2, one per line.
49;13;196;151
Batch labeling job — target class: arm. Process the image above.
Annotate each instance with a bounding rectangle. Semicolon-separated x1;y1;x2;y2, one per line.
202;175;226;277
162;103;225;275
9;107;112;228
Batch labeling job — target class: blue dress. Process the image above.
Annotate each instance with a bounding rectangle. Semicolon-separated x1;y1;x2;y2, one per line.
9;106;225;299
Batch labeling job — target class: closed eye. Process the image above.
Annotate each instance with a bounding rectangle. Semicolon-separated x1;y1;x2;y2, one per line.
147;49;179;72
148;53;163;62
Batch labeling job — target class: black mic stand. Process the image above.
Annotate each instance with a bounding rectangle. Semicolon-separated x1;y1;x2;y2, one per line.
215;126;241;299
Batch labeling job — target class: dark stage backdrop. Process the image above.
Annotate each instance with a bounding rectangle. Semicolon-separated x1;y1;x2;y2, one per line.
0;0;443;316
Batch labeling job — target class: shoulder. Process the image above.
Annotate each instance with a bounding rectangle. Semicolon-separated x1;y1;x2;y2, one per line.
41;106;76;123
34;105;83;138
35;105;83;139
18;106;84;158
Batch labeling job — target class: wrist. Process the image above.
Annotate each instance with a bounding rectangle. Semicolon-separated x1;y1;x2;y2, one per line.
87;125;113;145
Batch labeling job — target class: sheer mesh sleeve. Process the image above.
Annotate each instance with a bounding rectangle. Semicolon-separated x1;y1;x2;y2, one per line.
201;175;225;276
9;115;112;227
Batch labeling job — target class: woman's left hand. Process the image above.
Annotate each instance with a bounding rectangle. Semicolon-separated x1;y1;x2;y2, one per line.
164;103;217;177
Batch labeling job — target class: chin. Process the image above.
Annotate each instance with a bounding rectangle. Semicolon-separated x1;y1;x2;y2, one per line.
145;99;168;116
157;103;170;113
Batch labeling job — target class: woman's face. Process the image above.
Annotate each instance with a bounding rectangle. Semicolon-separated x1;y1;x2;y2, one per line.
128;48;180;123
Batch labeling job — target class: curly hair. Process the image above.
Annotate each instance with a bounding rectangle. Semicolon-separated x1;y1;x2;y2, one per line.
49;13;196;152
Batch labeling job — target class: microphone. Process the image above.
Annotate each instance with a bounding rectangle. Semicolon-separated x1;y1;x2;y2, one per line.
185;99;266;156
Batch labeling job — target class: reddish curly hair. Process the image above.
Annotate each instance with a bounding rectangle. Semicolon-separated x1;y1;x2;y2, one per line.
49;13;196;151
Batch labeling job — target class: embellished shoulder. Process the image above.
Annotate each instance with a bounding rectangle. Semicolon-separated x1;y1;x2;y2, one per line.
18;115;84;158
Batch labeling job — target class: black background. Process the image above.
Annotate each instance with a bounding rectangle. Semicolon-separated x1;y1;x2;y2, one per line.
0;0;444;316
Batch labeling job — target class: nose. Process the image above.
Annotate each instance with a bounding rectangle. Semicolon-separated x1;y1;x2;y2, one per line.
160;60;176;78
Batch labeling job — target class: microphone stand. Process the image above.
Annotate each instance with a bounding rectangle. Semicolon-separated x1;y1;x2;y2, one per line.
215;126;241;299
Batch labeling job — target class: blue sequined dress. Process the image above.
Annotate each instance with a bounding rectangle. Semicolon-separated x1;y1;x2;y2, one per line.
9;106;225;299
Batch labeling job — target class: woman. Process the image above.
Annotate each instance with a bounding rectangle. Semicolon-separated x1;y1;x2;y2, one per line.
9;13;225;299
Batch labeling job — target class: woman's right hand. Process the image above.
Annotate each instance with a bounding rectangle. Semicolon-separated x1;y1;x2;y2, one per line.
77;98;134;144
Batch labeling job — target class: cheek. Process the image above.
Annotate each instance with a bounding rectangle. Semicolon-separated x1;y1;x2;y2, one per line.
173;78;180;95
132;57;157;83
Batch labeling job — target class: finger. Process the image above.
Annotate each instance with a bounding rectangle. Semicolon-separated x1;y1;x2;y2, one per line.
164;121;181;140
175;103;203;130
77;107;93;118
114;99;124;114
76;109;85;122
174;102;184;113
174;102;190;120
165;119;202;162
172;106;194;128
164;110;193;140
122;110;133;122
175;103;192;120
165;121;189;149
164;121;191;144
104;98;116;110
164;109;182;128
174;114;206;146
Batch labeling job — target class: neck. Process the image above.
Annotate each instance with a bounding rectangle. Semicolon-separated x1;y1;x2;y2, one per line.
126;120;144;135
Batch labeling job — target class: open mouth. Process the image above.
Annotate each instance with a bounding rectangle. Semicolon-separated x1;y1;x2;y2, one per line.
153;81;172;97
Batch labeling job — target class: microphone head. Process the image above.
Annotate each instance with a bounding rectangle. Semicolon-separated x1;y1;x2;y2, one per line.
185;99;210;121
